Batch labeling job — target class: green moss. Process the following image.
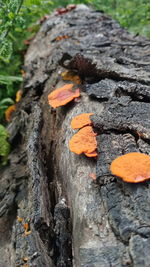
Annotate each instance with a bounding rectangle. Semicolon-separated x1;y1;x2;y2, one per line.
0;124;10;165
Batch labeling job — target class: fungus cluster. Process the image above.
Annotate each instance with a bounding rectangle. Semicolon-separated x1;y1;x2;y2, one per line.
47;81;150;184
110;152;150;183
69;113;97;157
48;83;80;108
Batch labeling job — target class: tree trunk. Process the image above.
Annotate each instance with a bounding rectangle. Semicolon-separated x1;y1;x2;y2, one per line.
0;4;150;267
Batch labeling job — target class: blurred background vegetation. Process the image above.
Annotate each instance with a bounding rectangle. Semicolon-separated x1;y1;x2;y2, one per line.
0;0;150;124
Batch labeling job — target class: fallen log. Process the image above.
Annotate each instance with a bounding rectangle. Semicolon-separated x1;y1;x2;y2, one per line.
0;4;150;267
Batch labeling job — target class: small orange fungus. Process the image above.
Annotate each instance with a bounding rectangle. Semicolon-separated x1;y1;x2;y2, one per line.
55;35;70;41
110;152;150;183
16;89;23;102
69;126;97;156
17;216;23;223
89;173;97;180
61;71;81;84
85;150;97;157
71;113;94;129
5;104;16;122
48;84;80;108
23;223;29;232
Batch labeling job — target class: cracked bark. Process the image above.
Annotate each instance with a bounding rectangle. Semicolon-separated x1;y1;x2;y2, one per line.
0;4;150;267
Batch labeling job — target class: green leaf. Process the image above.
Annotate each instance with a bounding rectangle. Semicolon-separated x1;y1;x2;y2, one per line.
8;12;15;20
0;75;23;84
0;39;13;62
0;98;15;106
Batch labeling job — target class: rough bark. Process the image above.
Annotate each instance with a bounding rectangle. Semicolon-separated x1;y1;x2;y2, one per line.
0;4;150;267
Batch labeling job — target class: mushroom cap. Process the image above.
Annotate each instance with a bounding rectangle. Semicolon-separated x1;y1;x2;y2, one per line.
85;150;97;157
71;113;94;129
69;126;97;155
48;84;80;108
110;152;150;183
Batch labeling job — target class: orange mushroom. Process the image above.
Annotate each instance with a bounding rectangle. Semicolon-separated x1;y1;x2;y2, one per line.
71;113;94;129
69;126;97;157
110;152;150;183
48;84;80;108
23;223;29;232
85;150;97;157
5;104;16;122
16;89;23;102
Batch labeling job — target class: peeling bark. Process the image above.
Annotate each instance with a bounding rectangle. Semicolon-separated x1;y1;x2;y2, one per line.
0;4;150;267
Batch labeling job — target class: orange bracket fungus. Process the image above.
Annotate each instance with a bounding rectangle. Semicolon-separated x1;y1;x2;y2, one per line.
85;150;97;157
5;104;16;122
69;126;97;157
48;84;80;108
71;113;94;129
110;152;150;183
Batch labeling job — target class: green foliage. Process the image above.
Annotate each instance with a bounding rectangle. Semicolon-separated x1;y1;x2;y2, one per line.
0;124;11;165
90;0;150;37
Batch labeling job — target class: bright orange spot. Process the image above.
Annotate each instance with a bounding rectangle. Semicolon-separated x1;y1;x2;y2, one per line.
110;152;150;183
55;35;70;41
89;173;97;180
48;84;80;108
16;89;23;102
71;113;94;129
5;105;16;122
17;216;23;223
69;126;97;156
23;223;29;232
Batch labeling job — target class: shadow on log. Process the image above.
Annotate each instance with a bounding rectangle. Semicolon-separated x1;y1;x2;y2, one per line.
0;4;150;267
